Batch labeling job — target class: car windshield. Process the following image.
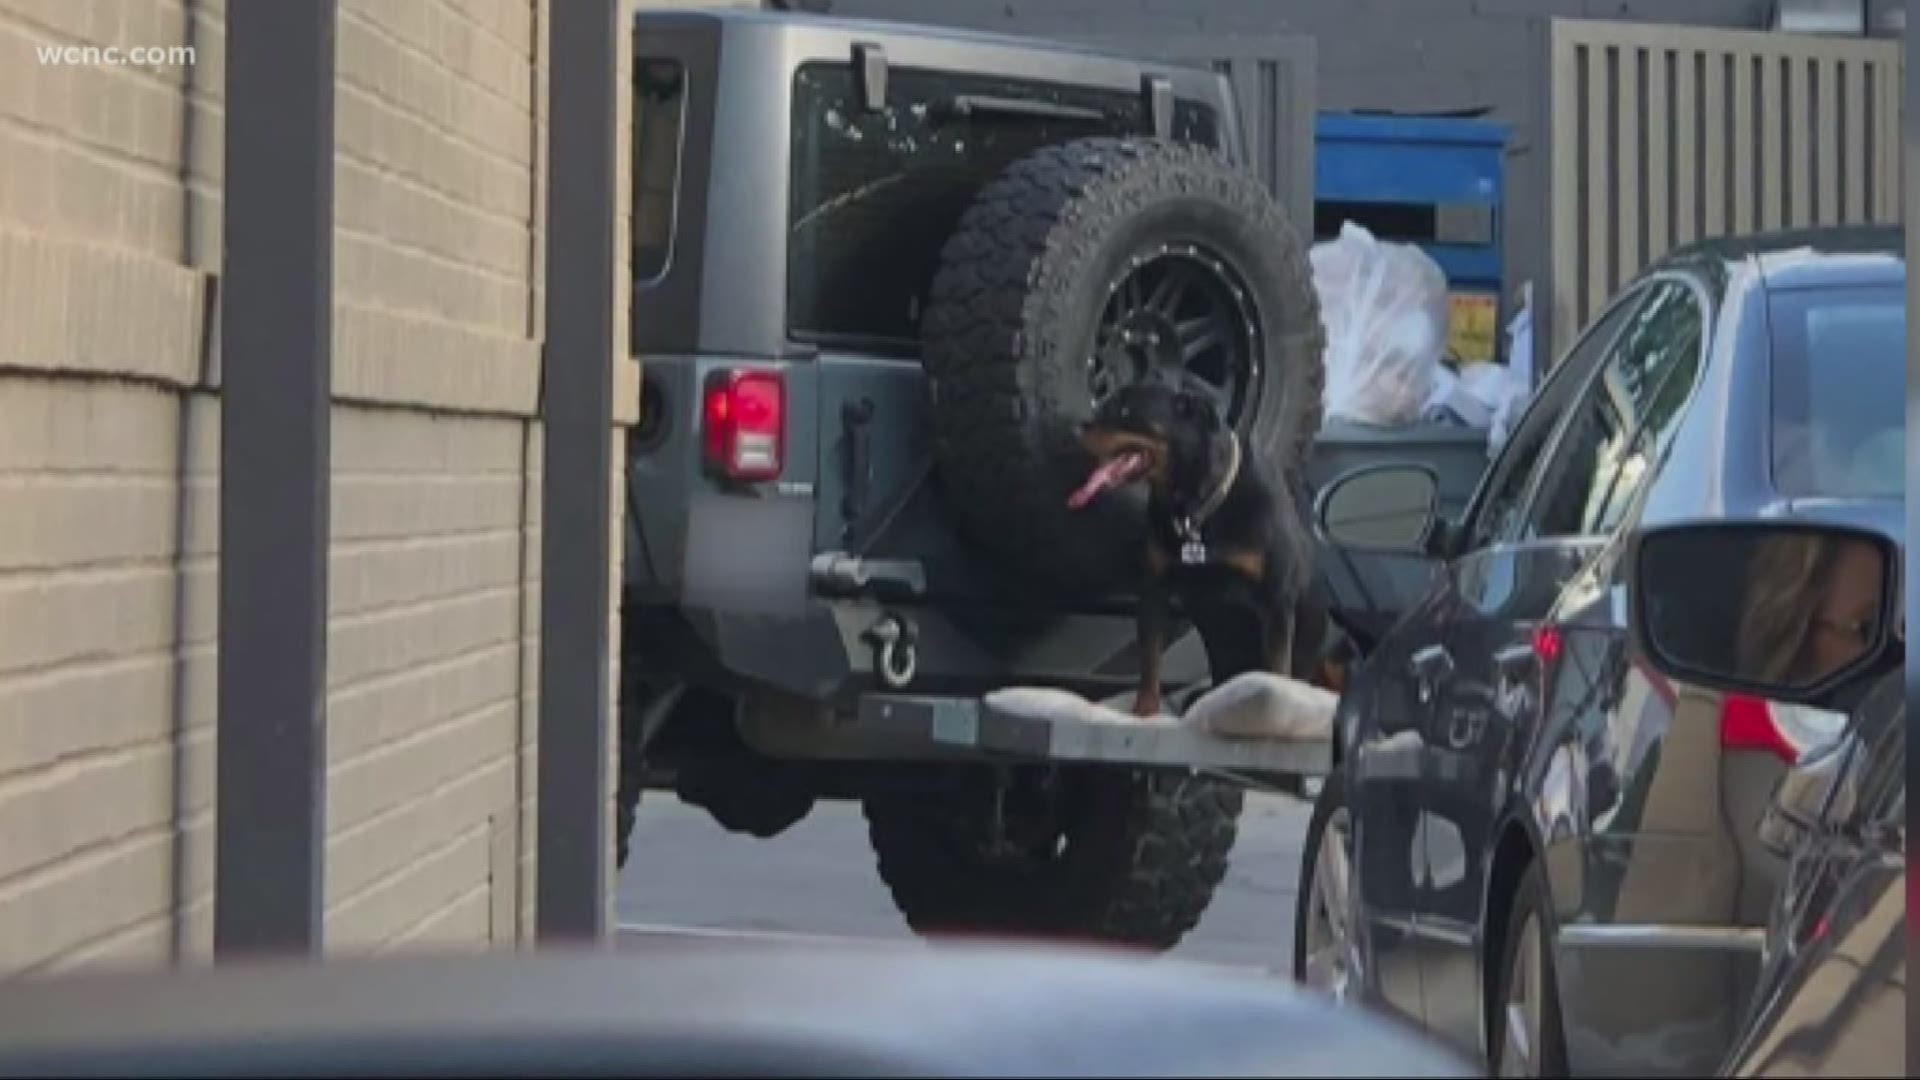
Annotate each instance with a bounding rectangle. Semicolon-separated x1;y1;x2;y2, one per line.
1767;283;1905;500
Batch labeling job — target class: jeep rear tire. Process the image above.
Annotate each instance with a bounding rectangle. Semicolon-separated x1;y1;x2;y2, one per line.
921;136;1325;597
862;767;1242;950
614;668;653;871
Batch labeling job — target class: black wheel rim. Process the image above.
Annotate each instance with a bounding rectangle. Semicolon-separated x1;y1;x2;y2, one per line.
1087;242;1263;427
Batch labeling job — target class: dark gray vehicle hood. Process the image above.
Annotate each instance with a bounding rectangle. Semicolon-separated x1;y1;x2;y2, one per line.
0;937;1471;1078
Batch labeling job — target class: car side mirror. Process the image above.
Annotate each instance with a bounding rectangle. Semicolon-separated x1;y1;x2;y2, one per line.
1314;463;1441;556
1628;521;1901;706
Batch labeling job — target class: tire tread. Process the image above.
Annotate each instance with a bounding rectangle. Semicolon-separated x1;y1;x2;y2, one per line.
864;769;1242;950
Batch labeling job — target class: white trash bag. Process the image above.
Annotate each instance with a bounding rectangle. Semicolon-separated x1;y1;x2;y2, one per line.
1459;361;1529;431
1488;283;1537;455
1422;364;1491;429
1310;222;1452;427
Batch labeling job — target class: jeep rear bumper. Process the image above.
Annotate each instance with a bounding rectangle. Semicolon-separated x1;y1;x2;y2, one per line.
626;596;1216;706
738;689;1330;783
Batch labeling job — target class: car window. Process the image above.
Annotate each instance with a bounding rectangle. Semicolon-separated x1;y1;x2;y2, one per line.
1463;289;1643;550
1615;284;1708;477
786;62;1219;350
1518;279;1706;541
1767;283;1904;500
633;59;687;285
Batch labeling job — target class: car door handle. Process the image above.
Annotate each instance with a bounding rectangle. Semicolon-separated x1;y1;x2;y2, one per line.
1489;641;1536;703
1493;643;1535;685
1411;645;1454;705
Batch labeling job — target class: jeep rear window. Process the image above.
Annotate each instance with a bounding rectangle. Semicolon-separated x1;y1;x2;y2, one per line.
633;59;686;285
787;62;1220;349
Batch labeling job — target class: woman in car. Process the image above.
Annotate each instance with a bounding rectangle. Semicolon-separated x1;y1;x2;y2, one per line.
1736;531;1886;687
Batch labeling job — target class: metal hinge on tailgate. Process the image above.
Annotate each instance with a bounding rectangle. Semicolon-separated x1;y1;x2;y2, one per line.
853;41;886;112
1141;73;1173;139
840;397;875;540
819;396;932;602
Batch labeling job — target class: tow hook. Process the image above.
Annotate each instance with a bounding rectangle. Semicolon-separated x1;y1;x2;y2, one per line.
865;613;918;689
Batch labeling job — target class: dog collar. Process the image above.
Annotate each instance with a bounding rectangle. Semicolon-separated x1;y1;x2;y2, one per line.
1186;433;1241;528
1173;434;1241;558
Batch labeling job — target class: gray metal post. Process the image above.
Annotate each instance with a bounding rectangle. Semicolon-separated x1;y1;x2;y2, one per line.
1896;41;1913;1078
1908;16;1917;1080
1528;15;1555;381
537;0;621;943
214;0;337;958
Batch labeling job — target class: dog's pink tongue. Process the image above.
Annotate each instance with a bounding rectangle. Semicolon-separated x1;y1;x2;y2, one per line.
1067;452;1144;509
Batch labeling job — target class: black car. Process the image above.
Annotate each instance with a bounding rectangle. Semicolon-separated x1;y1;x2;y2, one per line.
1292;226;1905;1077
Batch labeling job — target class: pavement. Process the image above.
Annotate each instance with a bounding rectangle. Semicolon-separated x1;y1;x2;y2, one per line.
616;789;1313;974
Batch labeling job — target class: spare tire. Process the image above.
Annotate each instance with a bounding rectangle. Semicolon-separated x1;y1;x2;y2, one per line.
921;136;1325;597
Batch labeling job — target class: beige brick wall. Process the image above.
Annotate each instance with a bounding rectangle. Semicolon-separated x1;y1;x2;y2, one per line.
0;0;640;975
0;382;217;973
323;407;529;953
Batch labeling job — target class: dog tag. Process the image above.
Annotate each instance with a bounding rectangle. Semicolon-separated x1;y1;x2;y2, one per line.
1180;538;1208;565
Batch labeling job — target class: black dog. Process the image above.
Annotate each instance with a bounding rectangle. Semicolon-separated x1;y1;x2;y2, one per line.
1069;381;1335;717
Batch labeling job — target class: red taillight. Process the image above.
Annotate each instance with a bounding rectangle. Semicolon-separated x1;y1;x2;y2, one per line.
1720;694;1800;763
702;369;784;482
1809;914;1831;946
1532;625;1564;665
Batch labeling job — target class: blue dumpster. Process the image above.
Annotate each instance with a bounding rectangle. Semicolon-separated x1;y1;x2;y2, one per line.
1312;112;1510;366
1304;115;1514;627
